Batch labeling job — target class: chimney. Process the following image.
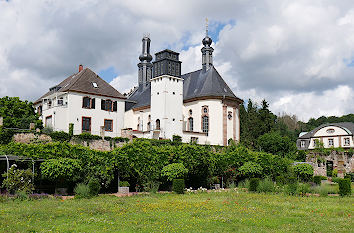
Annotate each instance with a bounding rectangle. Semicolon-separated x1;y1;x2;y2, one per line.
79;64;83;72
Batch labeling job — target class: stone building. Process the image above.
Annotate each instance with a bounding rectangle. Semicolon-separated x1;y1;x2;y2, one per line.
297;122;354;177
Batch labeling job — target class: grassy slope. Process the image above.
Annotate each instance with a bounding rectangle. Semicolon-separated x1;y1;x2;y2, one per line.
0;192;353;232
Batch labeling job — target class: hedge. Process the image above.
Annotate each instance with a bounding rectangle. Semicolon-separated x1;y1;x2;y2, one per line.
172;179;185;194
338;178;351;196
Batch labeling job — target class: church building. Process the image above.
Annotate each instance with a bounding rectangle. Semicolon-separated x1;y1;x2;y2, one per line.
34;27;243;146
124;29;243;146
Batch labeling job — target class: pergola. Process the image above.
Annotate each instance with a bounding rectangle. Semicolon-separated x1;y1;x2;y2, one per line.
0;155;45;180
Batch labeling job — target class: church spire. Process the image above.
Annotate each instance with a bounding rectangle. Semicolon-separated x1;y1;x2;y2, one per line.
201;18;214;71
138;34;153;87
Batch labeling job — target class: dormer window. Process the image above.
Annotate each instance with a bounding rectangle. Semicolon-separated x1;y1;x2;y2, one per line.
326;128;335;134
300;140;305;148
92;82;98;88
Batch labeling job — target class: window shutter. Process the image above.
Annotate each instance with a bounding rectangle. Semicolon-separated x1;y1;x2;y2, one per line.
82;97;85;108
91;98;95;109
101;99;106;110
113;101;117;112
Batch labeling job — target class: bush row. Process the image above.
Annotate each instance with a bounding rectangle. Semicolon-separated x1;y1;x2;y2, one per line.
0;139;294;193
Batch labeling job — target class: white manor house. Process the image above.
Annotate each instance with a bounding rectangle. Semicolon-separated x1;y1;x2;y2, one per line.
34;31;243;146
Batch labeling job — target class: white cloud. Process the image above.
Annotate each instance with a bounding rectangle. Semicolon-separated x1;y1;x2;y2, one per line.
0;0;353;121
272;85;354;121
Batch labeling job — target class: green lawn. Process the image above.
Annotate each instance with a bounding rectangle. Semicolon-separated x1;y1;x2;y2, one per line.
0;191;353;232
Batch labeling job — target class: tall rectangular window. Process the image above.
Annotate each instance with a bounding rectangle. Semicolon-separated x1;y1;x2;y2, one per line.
188;117;193;131
344;138;350;146
328;138;334;146
101;99;117;112
104;119;113;132
82;97;95;109
82;117;91;132
202;116;209;133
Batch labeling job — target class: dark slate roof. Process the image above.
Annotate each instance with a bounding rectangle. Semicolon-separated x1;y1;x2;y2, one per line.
34;68;125;104
125;84;152;111
298;122;354;139
183;66;239;101
126;66;242;111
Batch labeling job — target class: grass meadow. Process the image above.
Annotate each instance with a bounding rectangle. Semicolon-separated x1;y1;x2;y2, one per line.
0;191;353;232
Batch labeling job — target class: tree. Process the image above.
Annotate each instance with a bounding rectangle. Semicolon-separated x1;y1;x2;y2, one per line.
257;131;298;159
0;96;40;129
161;163;188;181
240;99;276;148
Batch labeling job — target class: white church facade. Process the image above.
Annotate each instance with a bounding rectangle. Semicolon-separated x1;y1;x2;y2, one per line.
34;31;243;146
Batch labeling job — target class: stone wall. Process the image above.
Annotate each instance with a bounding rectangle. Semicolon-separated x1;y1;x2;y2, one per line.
306;151;354;177
13;133;52;144
13;133;128;151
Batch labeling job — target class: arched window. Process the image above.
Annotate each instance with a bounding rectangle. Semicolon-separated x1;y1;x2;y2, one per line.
189;109;192;115
202;116;209;133
188;117;193;132
147;122;151;131
156;119;160;130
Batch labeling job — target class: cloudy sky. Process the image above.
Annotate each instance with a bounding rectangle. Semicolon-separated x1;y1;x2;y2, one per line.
1;0;353;121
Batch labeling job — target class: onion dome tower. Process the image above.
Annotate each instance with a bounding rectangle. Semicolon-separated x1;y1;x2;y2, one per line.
201;18;214;71
138;34;153;88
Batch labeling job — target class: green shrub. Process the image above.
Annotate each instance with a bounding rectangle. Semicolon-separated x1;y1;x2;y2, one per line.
298;183;310;196
0;127;15;144
75;133;101;141
312;184;338;196
172;179;185;194
344;173;354;182
1;165;34;194
332;177;341;183
313;176;322;185
275;175;286;185
15;190;29;201
113;137;130;143
40;158;82;184
41;127;53;134
161;163;188;181
285;177;298;195
239;162;263;178
49;131;70;142
144;181;160;193
119;181;130;187
249;178;260;192
172;135;182;143
332;169;338;177
238;179;250;189
257;178;275;193
293;163;314;182
338;178;351;196
88;178;101;196
74;183;91;198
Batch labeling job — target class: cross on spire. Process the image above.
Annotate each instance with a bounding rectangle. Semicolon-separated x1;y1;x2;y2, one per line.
205;17;208;36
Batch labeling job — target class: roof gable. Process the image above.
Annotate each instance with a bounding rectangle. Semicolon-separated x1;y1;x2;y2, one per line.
182;66;239;101
35;68;125;104
299;122;354;139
